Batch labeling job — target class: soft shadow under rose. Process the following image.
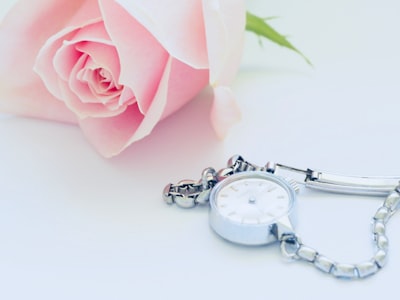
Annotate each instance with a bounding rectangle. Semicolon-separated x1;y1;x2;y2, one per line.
0;0;245;157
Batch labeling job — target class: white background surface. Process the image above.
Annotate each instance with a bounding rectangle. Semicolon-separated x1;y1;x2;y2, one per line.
1;0;400;299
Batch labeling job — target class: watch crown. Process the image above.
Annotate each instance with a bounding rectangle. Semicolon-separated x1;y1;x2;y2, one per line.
285;178;300;194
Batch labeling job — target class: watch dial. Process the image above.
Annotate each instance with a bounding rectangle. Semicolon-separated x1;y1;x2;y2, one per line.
215;177;290;225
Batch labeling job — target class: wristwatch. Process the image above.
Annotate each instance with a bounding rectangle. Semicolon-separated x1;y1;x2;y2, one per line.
163;155;400;280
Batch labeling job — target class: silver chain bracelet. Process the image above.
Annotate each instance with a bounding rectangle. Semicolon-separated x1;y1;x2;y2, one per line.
163;155;400;280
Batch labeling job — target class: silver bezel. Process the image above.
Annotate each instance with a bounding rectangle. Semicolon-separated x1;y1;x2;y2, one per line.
209;171;296;246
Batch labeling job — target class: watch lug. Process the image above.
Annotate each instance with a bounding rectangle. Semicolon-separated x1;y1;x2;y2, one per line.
273;215;295;241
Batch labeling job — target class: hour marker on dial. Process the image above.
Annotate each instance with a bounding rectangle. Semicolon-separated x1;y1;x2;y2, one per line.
248;196;256;204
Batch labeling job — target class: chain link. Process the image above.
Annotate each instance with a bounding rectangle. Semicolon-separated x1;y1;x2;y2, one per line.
163;167;217;208
280;188;400;279
163;155;263;208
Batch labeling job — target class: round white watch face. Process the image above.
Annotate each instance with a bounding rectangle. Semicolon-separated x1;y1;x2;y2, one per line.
209;171;296;245
215;177;291;225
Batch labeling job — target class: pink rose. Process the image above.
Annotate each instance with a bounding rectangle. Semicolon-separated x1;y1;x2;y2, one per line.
0;0;245;157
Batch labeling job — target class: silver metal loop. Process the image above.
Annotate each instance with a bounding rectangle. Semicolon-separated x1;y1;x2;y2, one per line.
372;220;386;235
173;180;199;208
384;191;400;211
374;206;391;224
200;167;217;189
297;245;318;262
163;180;212;208
331;263;357;279
356;261;379;278
280;233;301;260
314;255;335;273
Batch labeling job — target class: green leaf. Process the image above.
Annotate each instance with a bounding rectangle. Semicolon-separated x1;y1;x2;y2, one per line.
246;11;312;66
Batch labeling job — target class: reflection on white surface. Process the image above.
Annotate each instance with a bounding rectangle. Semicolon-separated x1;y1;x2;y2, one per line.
1;0;400;299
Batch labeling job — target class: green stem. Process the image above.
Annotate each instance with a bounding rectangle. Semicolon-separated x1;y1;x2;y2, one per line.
246;11;312;66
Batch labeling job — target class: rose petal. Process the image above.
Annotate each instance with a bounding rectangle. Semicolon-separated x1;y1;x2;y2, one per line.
68;54;98;105
1;0;101;88
0;82;77;124
64;42;122;105
210;86;241;138
58;54;126;119
202;0;246;85
113;0;208;69
75;40;120;80
119;87;135;106
158;59;209;120
67;19;112;44
0;0;102;121
38;19;113;92
49;31;83;83
99;0;170;115
79;104;144;157
132;56;209;139
79;56;208;157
